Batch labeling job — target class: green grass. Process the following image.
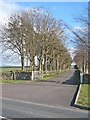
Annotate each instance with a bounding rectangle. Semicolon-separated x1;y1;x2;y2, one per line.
42;69;70;81
0;66;31;72
0;66;21;72
0;79;32;84
77;84;90;106
0;68;70;83
42;76;54;80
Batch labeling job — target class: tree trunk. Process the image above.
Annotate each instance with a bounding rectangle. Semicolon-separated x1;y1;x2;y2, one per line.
88;52;90;74
56;57;59;71
45;54;48;72
21;55;24;71
39;58;43;78
21;38;24;71
39;59;42;71
88;2;90;74
26;55;29;71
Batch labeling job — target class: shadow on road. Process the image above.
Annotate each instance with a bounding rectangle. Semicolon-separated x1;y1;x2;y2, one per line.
62;70;80;85
38;69;81;85
61;69;81;106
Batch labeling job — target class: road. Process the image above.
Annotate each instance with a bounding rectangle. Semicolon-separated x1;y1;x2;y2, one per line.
2;97;88;118
2;70;77;107
1;70;88;118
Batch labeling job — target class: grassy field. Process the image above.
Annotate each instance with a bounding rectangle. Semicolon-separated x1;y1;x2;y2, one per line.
77;84;90;106
0;66;31;72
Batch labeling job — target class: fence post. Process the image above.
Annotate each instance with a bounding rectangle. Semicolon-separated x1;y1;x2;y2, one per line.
80;72;83;84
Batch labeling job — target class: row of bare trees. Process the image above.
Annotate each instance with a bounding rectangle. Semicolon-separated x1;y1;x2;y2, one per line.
73;6;90;74
0;8;72;72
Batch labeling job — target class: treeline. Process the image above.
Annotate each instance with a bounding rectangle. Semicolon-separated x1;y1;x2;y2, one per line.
73;8;89;74
1;7;72;72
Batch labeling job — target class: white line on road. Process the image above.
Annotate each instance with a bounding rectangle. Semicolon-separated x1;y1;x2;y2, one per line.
0;116;6;119
0;116;11;120
1;97;87;113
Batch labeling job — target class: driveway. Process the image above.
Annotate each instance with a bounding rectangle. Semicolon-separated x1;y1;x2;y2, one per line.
2;70;77;108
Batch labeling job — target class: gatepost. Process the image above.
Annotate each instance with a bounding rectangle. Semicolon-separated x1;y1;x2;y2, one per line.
80;72;83;84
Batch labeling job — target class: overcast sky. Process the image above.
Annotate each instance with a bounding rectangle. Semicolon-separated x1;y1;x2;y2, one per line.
0;0;88;66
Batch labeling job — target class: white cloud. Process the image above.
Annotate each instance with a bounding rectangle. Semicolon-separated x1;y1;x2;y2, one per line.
68;47;77;59
0;0;21;26
74;26;87;32
0;1;22;66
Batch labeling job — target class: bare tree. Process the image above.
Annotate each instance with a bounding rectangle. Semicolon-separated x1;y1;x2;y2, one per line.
0;7;72;76
72;7;89;74
1;13;26;70
61;6;89;74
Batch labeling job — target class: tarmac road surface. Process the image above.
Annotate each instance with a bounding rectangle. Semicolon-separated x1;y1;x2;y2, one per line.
1;70;88;118
2;97;88;118
2;70;77;107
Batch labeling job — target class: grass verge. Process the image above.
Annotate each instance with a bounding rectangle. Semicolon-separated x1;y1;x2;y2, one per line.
42;69;70;81
77;84;90;106
0;69;70;83
0;80;32;84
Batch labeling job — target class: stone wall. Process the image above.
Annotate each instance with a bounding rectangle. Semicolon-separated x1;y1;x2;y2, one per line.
15;71;32;80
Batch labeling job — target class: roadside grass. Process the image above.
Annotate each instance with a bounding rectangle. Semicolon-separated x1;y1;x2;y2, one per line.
42;69;70;81
77;84;90;106
0;79;32;84
41;76;54;81
0;69;70;83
